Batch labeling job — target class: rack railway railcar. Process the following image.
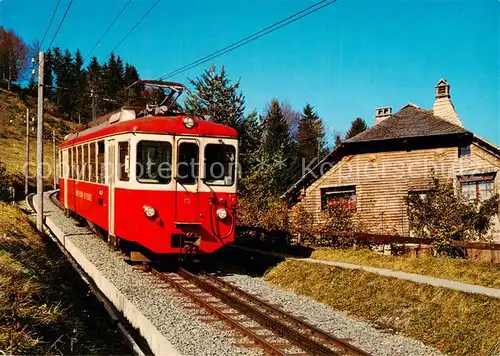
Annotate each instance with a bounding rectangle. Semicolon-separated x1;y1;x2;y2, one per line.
58;81;238;261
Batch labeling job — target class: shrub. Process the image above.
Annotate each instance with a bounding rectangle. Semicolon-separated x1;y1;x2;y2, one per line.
407;177;499;256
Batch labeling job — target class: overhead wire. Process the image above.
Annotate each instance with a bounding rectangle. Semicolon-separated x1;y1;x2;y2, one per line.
47;0;74;50
103;0;160;62
40;0;61;49
83;0;132;63
157;0;338;80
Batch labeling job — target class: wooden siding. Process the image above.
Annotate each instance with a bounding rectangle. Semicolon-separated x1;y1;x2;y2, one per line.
298;143;500;239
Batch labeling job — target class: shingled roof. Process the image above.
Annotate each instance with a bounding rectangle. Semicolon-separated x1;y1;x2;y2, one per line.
346;104;467;143
281;104;499;202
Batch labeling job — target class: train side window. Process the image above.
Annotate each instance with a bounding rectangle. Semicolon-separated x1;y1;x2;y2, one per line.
89;143;96;182
69;147;74;179
59;150;63;178
136;141;172;184
97;141;105;184
75;146;80;180
118;141;130;182
83;144;89;181
177;142;199;185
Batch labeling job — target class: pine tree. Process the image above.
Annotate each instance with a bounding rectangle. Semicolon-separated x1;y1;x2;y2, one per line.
345;117;368;140
43;49;54;99
260;99;295;196
87;56;102;120
72;49;87;120
184;64;245;129
296;104;326;163
238;110;262;177
53;49;74;118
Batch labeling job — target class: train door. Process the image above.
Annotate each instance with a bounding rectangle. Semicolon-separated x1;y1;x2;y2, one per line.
107;139;116;236
174;138;200;223
63;149;69;209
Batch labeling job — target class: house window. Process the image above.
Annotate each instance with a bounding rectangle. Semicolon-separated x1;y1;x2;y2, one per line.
458;145;471;158
321;185;356;210
458;173;496;201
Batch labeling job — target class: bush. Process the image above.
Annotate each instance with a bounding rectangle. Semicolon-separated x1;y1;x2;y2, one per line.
407;176;499;256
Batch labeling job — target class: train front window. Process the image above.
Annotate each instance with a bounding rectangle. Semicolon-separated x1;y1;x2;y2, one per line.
136;141;172;184
177;142;199;185
204;143;236;186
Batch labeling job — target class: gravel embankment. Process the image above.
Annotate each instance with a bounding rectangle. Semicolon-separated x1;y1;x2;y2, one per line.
40;195;260;356
222;273;442;356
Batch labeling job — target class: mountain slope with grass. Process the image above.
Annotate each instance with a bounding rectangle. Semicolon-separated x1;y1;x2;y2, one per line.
0;88;79;193
0;202;129;354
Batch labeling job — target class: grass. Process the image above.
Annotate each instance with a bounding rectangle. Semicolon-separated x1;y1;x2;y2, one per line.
0;89;79;190
0;202;129;354
311;248;500;289
265;259;500;355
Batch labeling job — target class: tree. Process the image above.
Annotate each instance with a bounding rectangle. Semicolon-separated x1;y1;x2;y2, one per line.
86;56;102;120
296;104;326;163
184;64;245;129
0;27;30;91
43;49;55;99
238;110;262;178
260;99;295;196
345;117;368;140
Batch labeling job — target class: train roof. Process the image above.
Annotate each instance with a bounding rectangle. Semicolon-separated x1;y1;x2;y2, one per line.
60;108;238;148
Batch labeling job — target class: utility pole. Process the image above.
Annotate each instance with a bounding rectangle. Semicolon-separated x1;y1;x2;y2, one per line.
53;130;57;189
36;51;44;233
25;107;30;196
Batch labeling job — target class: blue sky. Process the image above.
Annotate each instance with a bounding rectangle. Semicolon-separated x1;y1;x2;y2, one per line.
2;0;499;145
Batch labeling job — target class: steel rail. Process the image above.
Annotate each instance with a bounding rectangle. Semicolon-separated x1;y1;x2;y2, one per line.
151;269;288;356
201;273;369;356
177;268;354;356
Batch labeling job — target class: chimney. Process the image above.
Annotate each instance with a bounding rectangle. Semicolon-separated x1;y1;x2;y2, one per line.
374;106;392;125
432;79;463;127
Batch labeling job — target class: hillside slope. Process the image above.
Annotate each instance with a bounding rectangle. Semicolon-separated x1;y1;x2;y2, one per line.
0;89;79;192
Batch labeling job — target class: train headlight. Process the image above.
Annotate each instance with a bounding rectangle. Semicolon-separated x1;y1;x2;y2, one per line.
216;208;228;220
183;117;195;129
143;205;156;218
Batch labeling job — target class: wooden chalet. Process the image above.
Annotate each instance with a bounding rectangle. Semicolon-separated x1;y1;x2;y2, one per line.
282;79;500;239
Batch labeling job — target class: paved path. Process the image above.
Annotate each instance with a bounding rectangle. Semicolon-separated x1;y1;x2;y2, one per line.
231;245;500;300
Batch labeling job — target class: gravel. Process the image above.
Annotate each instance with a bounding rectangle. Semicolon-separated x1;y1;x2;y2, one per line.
37;193;261;356
221;273;442;356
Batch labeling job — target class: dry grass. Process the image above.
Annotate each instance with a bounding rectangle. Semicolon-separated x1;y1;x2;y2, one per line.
311;248;500;289
265;259;500;355
0;202;128;354
0;89;79;189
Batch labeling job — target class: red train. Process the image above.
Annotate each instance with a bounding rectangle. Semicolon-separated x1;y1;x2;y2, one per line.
58;81;238;261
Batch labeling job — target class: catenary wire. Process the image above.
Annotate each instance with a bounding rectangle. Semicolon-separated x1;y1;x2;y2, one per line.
103;0;160;61
47;0;74;50
40;0;61;49
158;0;338;80
83;0;132;63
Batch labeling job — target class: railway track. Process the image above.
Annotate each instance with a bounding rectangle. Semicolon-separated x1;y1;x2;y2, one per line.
43;192;370;356
152;268;370;356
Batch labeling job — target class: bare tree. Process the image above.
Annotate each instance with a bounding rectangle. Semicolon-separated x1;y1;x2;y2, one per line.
0;27;30;91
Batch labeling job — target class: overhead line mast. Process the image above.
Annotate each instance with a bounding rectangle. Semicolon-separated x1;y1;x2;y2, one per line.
83;0;132;63
157;0;338;80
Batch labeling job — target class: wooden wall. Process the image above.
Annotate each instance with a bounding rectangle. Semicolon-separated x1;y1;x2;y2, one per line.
298;143;500;239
